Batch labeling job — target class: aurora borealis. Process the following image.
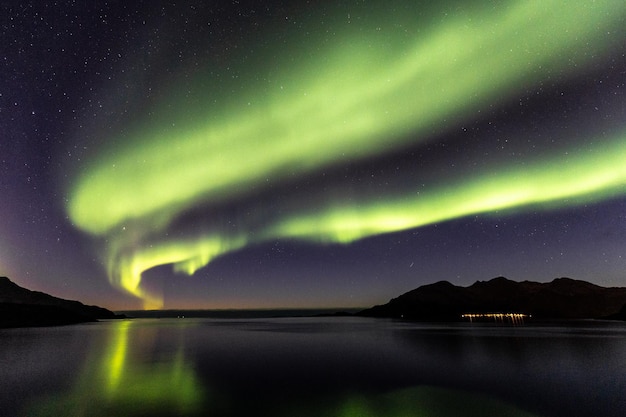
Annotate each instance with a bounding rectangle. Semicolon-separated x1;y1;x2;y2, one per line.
2;1;625;310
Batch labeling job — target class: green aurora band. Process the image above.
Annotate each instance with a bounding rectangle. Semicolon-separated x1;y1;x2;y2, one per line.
66;1;626;307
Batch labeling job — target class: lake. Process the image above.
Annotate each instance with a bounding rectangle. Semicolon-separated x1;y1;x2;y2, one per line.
1;316;625;416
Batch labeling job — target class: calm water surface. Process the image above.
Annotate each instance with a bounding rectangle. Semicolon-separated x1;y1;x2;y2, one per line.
1;317;625;416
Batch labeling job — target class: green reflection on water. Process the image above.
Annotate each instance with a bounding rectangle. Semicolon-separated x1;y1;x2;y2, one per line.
24;321;206;417
22;321;544;416
281;386;541;417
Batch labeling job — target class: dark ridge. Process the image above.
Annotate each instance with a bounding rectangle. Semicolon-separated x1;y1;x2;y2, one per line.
601;303;626;321
0;276;124;328
358;277;626;321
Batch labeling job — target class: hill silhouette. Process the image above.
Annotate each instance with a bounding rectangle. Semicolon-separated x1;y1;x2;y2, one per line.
358;277;626;321
0;276;122;328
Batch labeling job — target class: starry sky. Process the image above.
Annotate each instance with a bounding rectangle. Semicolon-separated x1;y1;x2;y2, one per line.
1;0;625;311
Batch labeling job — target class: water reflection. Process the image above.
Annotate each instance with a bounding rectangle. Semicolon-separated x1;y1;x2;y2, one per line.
3;317;624;416
23;320;205;417
283;386;538;417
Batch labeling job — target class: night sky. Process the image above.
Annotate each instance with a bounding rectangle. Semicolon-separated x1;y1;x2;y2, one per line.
1;1;625;311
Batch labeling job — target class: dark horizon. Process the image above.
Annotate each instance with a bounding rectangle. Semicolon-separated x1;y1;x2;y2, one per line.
5;274;626;321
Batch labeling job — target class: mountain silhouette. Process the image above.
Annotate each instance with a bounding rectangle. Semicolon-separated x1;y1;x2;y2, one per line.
0;276;122;328
358;277;626;321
